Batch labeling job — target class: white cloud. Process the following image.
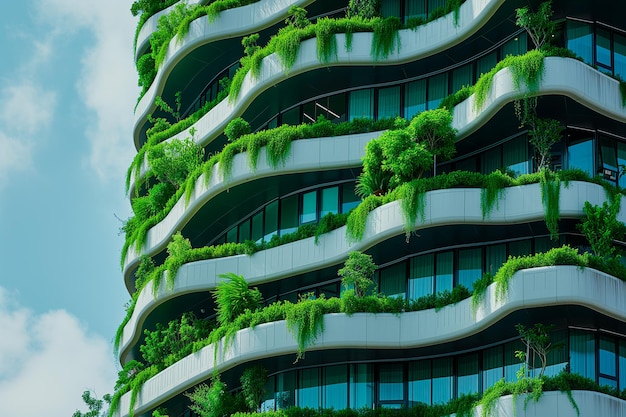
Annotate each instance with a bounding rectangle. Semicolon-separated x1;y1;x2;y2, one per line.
0;287;117;417
0;82;55;187
36;0;138;182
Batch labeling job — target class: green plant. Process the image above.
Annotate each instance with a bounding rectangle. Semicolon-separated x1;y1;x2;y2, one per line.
528;118;562;171
186;375;245;417
577;201;626;259
410;108;457;175
213;272;263;326
73;390;111;417
515;1;556;50
470;273;494;314
478;377;544;417
338;251;378;297
540;169;560;239
225;117;251;142
515;323;562;377
346;0;380;19
152;408;169;417
241;365;268;412
147;138;204;190
480;170;514;219
371;17;401;60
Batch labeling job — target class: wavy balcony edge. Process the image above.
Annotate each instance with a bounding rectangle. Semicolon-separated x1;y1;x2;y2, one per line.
114;266;626;416
123;131;379;286
125;57;626;275
132;0;506;148
118;180;624;361
134;0;316;147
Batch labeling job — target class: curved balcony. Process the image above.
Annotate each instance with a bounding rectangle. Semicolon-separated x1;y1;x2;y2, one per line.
134;0;316;148
114;265;626;416
133;0;509;148
118;180;625;361
135;0;207;61
124;55;626;281
123;131;379;289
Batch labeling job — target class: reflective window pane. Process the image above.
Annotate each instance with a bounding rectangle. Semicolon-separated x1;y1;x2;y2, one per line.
301;191;318;224
378;86;401;119
320;187;339;218
427;73;448;110
324;365;347;410
567;21;593;64
280;195;299;235
342;183;360;213
457;353;479;396
349;89;374;121
483;346;504;389
436;252;453;293
405;80;426;120
409;254;434;300
264;200;279;242
350;364;374;409
379;262;406;299
379;364;404;402
458;248;482;290
567;135;594;176
570;330;596;380
298;368;319;408
409;360;431;406
596;28;612;69
432;358;453;404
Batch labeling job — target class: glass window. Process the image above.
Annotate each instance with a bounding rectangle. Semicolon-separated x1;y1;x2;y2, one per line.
380;0;401;18
619;340;626;390
409;254;434;300
298;368;320;408
302;101;317;123
567;21;593;64
509;240;531;258
324;365;348;410
379;262;406;298
481;147;501;175
614;34;626;80
458;248;482;290
504;340;524;382
452;64;473;93
483;347;504;389
432;358;453;404
405;80;426;120
342;183;360;213
428;0;446;13
476;52;497;79
405;0;427;21
486;244;506;276
618;142;626;188
570;330;596;380
427;73;448;110
226;226;238;243
350;364;374;409
378;86;401;119
349;89;374;121
320;187;339;218
501;34;528;57
239;218;251;242
282;107;300;126
567;134;594;176
600;336;617;379
301;191;317;224
457;353;479;396
276;371;296;409
544;329;567;377
409;360;431;406
503;136;529;176
280;195;299;235
251;211;264;243
455;156;477;172
599;135;618;176
264;200;279;242
436;252;453;293
261;376;276;412
379;364;404;403
328;94;347;123
596;28;612;70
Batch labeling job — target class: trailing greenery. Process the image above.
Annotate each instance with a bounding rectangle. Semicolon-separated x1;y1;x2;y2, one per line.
539;169;560;240
214;272;263;326
122;116;396;265
371;17;402;60
577;200;626;259
473;49;546;111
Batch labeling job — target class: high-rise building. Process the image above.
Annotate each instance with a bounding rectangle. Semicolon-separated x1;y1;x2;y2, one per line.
113;0;626;416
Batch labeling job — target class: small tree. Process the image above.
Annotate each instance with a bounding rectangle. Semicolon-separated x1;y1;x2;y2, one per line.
147;138;204;189
515;1;556;50
72;390;111;417
515;323;562;377
529;118;562;172
409;108;457;175
213;272;263;326
577;201;626;259
355;138;392;197
240;365;268;412
186;375;245;417
338;251;377;297
285;6;310;29
379;129;433;189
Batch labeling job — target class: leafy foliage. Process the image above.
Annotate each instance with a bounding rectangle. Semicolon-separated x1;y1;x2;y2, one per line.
371;17;401;60
515;1;556;50
539;169;560;240
577;201;626;259
225;117;251;142
241;365;268;412
147;138;204;189
72;390;111;417
213;273;263;326
186;376;245;417
515;323;562;377
529;118;562;171
346;0;380;19
338;251;378;297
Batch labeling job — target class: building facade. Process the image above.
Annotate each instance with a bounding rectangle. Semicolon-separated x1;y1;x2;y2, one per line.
115;0;626;416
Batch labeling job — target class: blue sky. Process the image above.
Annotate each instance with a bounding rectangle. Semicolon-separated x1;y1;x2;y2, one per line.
0;1;138;415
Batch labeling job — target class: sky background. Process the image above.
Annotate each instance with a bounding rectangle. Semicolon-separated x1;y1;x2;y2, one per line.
0;1;138;415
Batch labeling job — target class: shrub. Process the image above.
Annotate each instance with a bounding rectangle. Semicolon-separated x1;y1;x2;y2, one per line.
338;251;378;297
225;117;251;142
213;272;263;326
